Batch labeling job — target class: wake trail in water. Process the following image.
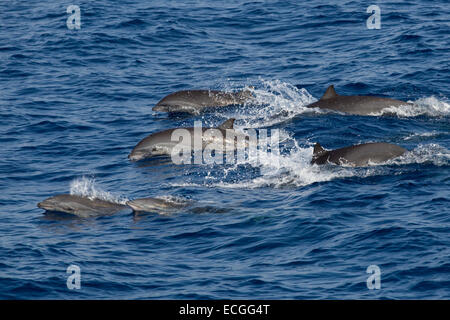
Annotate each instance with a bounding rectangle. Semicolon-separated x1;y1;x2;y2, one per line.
372;96;450;117
389;143;450;167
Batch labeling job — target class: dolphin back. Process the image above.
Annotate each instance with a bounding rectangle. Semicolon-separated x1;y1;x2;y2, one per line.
312;142;407;166
153;90;252;114
37;194;128;217
306;85;411;115
126;197;192;213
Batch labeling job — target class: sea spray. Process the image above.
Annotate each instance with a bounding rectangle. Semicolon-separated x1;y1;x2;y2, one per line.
69;176;128;204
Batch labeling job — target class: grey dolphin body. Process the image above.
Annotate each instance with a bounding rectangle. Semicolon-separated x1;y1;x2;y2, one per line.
128;118;247;161
311;142;407;166
126;197;192;213
152;89;253;114
38;194;191;217
306;85;412;115
37;194;128;218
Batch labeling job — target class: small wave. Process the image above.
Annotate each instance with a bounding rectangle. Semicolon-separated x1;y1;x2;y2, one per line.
403;131;441;141
69;176;128;204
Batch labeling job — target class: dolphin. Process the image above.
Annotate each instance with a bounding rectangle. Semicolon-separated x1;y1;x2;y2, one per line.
37;194;128;218
311;142;407;166
128;118;248;161
126;197;192;213
38;194;192;217
306;85;412;115
152;89;253;114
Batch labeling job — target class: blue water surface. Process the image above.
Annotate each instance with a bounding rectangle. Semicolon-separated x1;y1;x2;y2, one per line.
0;0;449;299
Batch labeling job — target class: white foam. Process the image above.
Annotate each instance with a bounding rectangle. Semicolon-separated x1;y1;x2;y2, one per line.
176;80;449;188
226;80;450;122
154;195;192;205
171;144;368;189
403;131;440;141
222;79;319;128
389;143;450;167
172;142;449;189
69;176;128;204
371;96;450;117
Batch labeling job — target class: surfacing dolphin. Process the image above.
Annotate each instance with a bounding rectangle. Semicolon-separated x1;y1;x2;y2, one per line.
311;142;407;166
152;89;253;115
38;194;191;217
128;118;247;161
306;85;412;115
37;194;128;218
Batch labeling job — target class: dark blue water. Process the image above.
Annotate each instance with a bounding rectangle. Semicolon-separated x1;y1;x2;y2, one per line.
1;0;449;299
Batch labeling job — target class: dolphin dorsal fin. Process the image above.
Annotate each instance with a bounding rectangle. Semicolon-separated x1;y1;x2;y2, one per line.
320;85;338;100
218;118;235;130
313;143;325;155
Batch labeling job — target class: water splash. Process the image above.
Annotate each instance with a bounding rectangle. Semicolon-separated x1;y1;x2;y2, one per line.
371;96;450;117
222;79;318;128
389;143;450;167
154;195;193;206
226;79;449;119
69;176;128;204
172;142;449;189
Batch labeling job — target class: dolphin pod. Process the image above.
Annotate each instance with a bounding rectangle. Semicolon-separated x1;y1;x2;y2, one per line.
37;194;192;217
306;85;412;115
38;83;415;217
128;118;248;161
152;89;253;114
311;142;407;166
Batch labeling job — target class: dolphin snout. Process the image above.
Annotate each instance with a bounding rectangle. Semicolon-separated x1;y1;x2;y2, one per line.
128;150;147;162
37;199;49;208
37;199;55;211
128;153;139;161
152;104;167;112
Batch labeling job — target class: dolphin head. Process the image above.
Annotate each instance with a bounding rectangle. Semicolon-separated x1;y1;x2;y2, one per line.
129;134;158;161
152;103;168;112
37;194;77;213
37;197;59;211
128;148;151;161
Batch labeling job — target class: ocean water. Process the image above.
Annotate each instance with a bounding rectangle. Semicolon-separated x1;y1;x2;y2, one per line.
0;0;449;299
